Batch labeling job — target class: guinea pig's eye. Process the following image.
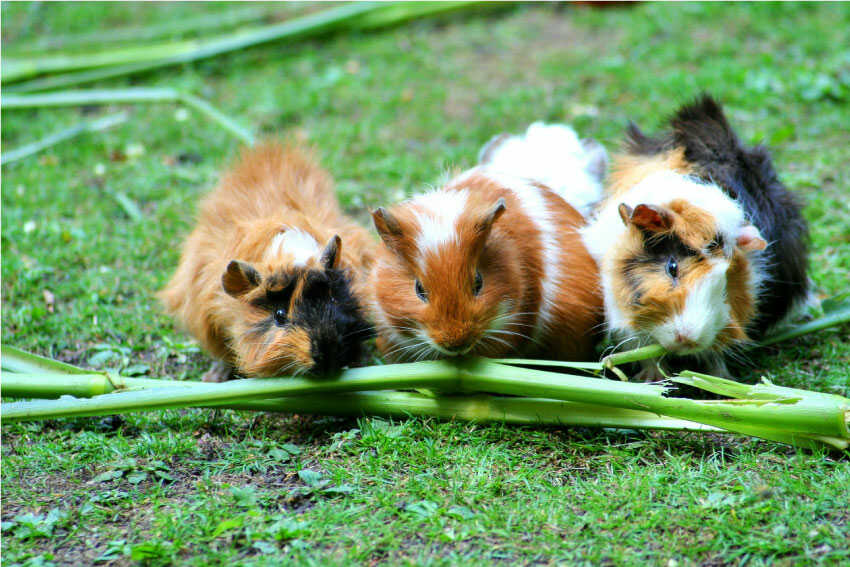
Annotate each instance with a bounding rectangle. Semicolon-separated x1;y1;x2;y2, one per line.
274;308;288;326
665;257;679;279
473;270;483;296
414;279;428;302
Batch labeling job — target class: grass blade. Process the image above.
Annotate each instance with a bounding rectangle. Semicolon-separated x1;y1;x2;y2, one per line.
2;88;254;145
759;296;850;346
1;112;127;166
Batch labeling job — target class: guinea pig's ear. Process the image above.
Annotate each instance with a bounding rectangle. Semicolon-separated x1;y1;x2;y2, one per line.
320;235;342;270
736;224;767;251
618;203;673;233
222;260;261;298
476;198;507;234
372;207;404;248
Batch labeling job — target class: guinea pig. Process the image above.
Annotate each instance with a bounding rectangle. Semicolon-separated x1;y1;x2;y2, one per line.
160;142;375;381
580;94;809;378
368;123;607;362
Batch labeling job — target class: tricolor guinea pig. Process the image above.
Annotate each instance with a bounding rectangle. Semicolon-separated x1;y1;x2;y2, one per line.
368;123;607;361
581;94;809;378
160;142;375;381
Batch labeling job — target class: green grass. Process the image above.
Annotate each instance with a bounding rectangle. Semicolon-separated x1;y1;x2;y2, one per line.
2;2;849;565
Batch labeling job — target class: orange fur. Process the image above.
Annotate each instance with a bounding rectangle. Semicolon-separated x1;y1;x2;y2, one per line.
608;184;756;351
160;142;375;377
368;171;602;361
606;148;693;200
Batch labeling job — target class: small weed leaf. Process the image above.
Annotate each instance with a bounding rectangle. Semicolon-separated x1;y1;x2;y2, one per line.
405;500;439;519
297;469;326;488
230;485;258;507
5;509;68;540
266;447;291;462
322;484;355;496
89;470;123;484
212;517;245;538
94;540;128;563
280;443;302;455
269;517;311;541
125;471;148;484
129;540;172;561
252;540;277;554
87;350;116;368
122;363;150;376
447;505;475;520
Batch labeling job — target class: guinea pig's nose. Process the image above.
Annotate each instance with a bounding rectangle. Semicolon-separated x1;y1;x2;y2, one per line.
440;337;476;355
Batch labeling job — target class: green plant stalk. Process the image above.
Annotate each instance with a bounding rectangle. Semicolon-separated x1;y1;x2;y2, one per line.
759;304;850;346
2;89;254;145
601;344;667;369
220;392;723;432
0;361;460;422
462;360;850;445
12;6;277;53
0;113;127;166
3;358;848;449
1;345;92;375
490;358;604;372
5;1;496;93
1;3;383;83
0;372;721;432
0;372;194;399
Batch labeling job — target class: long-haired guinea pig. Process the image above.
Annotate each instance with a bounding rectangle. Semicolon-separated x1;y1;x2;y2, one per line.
160;142;375;381
368;123;607;361
581;94;809;378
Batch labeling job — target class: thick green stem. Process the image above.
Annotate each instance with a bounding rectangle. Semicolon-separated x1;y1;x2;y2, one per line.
2;345;93;375
463;360;850;442
220;392;724;432
12;6;276;52
1;3;384;85
1;372;195;399
0;361;459;422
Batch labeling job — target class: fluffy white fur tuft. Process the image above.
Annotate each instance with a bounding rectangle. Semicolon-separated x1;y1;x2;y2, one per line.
581;171;748;263
478;122;607;217
267;228;320;266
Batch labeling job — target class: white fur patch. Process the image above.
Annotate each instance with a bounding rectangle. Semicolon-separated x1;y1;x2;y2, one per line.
581;171;747;263
653;259;731;352
267;228;320;266
478;122;605;217
473;170;560;337
410;189;469;261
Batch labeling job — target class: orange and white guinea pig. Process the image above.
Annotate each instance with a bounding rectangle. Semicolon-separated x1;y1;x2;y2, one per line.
368;123;608;361
160;142;375;381
580;95;809;378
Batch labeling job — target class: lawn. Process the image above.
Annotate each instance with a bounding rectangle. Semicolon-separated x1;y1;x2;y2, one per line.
2;2;849;565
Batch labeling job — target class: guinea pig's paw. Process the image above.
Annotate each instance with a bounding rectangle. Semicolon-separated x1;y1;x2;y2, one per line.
201;360;235;382
634;360;667;383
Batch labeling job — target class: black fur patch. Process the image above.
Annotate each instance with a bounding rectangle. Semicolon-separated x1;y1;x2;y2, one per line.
625;94;809;336
253;267;373;375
